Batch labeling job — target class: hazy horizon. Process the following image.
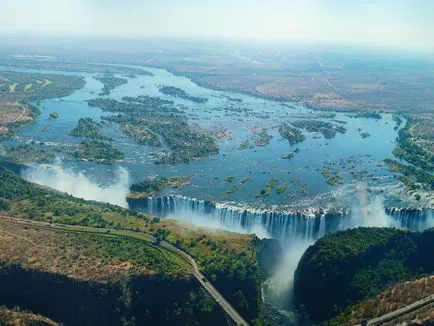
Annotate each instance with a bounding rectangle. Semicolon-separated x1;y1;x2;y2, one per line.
2;0;434;54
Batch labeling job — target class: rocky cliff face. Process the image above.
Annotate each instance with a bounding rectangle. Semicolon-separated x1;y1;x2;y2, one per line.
0;262;229;326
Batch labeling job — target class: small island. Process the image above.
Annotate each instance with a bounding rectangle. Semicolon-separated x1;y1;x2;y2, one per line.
276;182;288;194
49;111;59;119
128;176;191;197
159;85;208;103
291;120;347;139
73;139;124;164
321;167;343;185
256;178;278;198
278;123;305;144
281;152;295;160
348;111;382;119
94;71;128;96
69;117;111;141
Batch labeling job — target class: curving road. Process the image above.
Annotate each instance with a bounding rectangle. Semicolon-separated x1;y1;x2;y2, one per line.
160;241;249;326
0;215;249;326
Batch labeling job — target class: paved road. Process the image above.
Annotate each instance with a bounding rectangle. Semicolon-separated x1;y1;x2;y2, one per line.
0;215;249;326
355;294;434;326
161;241;249;326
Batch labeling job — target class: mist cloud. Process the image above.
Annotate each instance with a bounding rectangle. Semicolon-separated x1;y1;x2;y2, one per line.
267;194;403;308
22;163;131;208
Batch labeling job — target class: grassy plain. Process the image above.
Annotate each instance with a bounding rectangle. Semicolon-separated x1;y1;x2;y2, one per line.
0;218;190;280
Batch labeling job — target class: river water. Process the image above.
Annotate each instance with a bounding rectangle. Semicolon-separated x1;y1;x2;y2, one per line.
1;64;405;210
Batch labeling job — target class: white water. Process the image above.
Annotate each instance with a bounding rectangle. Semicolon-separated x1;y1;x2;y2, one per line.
130;195;433;241
267;195;406;307
22;162;131;208
130;193;433;308
21;162;434;307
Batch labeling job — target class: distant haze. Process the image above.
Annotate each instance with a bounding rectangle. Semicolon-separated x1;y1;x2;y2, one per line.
1;0;434;53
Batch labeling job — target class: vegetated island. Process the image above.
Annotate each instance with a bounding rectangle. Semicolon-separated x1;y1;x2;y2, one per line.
291;119;347;139
278;123;306;145
48;111;59;119
281;152;295;160
94;71;128;96
347;111;382;119
256;177;278;198
0;167;281;325
67;117;123;164
72;139;124;164
69;117;111;141
88;96;218;164
128;176;191;198
239;128;273;150
276;182;288;194
321;167;343;186
159;85;208;103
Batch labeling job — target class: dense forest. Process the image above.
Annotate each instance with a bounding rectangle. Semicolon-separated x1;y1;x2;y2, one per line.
294;227;434;323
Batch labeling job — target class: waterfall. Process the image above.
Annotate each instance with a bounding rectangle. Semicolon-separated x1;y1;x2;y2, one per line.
385;207;434;231
128;195;434;242
128;194;434;308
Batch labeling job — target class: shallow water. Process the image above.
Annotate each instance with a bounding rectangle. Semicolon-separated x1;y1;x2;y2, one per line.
1;64;401;208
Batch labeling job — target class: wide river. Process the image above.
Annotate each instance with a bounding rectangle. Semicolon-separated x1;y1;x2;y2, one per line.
1;64;404;210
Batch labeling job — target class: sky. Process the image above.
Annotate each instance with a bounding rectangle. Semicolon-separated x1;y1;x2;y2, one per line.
1;0;434;52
